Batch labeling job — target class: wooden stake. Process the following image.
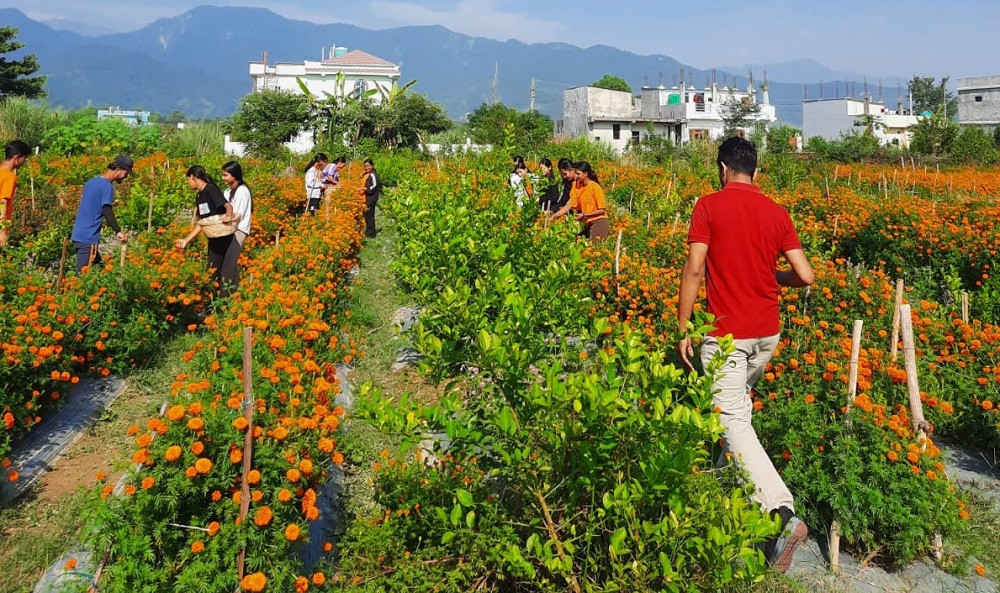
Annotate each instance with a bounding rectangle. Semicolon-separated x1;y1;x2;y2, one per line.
899;304;927;434
119;243;127;267
830;520;841;573
30;178;35;210
235;327;256;583
275;230;280;247
614;230;623;296
824;176;830;200
832;214;839;238
846;320;863;408
671;212;680;234
833;165;839;182
962;292;969;324
57;237;68;291
646;211;651;229
890;279;904;362
147;191;154;232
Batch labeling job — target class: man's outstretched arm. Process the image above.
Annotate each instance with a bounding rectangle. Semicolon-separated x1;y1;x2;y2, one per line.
677;242;708;370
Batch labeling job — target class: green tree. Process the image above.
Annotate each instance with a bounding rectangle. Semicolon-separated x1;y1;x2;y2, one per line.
910;110;958;156
388;92;451;148
720;96;763;138
230;89;309;157
591;74;632;94
908;75;956;118
993;126;1000;149
950;126;997;164
765;124;800;154
467;102;552;155
0;27;45;100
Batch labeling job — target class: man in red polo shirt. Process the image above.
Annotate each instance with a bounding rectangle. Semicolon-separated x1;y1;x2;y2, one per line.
676;136;815;573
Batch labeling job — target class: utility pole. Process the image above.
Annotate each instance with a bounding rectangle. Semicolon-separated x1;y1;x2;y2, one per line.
491;62;498;104
942;82;947;118
529;77;536;112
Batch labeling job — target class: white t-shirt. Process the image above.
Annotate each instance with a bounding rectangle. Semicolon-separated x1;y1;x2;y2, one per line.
224;185;252;235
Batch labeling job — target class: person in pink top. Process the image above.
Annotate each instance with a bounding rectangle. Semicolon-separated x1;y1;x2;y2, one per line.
676;136;815;573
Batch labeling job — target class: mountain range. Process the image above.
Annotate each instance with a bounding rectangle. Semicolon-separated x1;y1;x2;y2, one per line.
4;6;898;126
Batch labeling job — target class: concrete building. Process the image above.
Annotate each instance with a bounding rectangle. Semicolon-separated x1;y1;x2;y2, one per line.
556;80;776;153
802;98;920;148
97;107;151;126
249;46;400;102
958;76;1000;131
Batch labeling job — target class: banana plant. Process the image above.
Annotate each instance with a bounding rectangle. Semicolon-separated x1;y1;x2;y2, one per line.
296;73;377;145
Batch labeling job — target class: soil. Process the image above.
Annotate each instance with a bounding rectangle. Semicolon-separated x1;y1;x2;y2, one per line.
35;433;122;506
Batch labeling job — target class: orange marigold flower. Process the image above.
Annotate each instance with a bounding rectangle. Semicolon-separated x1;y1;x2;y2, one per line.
141;477;155;490
165;445;182;462
311;572;326;586
247;469;261;485
166;405;186;422
254;506;273;527
233;417;249;431
207;521;220;536
187;417;205;431
240;572;267;592
195;458;213;474
136;433;152;448
975;564;986;576
982;400;994;411
323;542;333;552
332;452;344;466
318;437;334;454
278;488;293;503
191;540;205;554
287;468;301;482
211;490;222;501
124;484;136;496
285;523;301;541
230;448;243;464
804;394;816;404
191;441;205;455
887;451;899;462
185;466;198;478
299;459;314;475
295;576;310;593
64;558;78;571
907;451;920;464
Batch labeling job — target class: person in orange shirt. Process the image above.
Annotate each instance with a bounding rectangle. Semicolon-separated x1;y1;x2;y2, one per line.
548;160;608;242
0;140;31;248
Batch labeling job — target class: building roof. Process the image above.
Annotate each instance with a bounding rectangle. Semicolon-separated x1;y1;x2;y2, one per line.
321;50;396;68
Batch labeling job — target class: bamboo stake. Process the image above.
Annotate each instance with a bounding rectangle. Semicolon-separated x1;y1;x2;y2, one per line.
147;191;154;232
57;237;68;291
275;230;280;247
962;292;969;324
846;320;863;408
833;164;839;182
832;215;839;239
890;279;904;362
30;178;35;210
235;327;255;583
119;243;127;267
646;211;650;229
671;212;680;234
899;303;942;561
824;176;830;200
614;230;623;296
899;304;927;434
832;319;863;573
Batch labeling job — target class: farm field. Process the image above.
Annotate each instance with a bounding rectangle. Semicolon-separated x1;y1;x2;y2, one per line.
1;148;999;592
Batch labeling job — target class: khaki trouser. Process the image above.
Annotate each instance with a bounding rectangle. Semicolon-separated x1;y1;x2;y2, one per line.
701;333;794;513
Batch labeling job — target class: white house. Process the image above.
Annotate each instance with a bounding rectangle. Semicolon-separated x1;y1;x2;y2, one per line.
249;47;400;101
556;81;776;153
957;76;1000;131
803;98;920;148
227;46;403;156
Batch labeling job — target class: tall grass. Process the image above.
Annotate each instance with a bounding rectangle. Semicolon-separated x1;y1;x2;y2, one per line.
163;121;225;157
0;97;67;149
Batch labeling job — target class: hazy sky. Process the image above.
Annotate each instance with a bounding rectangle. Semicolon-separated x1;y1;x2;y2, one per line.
8;0;998;78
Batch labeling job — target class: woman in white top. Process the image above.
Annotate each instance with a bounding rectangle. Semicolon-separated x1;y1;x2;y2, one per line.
509;157;531;207
220;160;251;294
304;152;328;216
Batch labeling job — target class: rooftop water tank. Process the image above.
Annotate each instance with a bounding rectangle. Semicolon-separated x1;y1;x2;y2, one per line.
333;46;348;58
667;93;681;104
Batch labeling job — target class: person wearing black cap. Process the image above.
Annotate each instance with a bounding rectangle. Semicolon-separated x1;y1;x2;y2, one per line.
71;154;132;273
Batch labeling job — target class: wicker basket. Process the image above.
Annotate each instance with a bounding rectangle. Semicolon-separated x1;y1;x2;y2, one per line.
197;213;241;238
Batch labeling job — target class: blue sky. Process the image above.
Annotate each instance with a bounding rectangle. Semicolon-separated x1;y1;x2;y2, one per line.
8;0;999;78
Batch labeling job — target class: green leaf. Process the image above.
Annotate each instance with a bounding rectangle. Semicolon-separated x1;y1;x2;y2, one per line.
441;531;456;545
466;510;476;529
450;503;462;527
456;489;474;507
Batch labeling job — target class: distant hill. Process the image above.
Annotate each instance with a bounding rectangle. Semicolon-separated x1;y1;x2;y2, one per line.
2;6;896;125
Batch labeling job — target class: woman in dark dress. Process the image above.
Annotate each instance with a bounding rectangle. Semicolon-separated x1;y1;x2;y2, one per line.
360;158;382;238
176;165;235;293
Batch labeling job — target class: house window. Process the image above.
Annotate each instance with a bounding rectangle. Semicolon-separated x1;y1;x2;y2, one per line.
690;129;709;141
631;130;641;144
613;124;621;140
353;79;368;98
975;95;984;102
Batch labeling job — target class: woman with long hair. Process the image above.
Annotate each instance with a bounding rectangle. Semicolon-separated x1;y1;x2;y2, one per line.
175;165;236;293
536;157;559;212
304;152;328;216
359;158;381;238
219;160;251;292
508;157;532;207
548;160;608;242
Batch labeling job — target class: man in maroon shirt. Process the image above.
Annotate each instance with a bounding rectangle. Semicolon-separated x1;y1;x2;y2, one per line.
676;137;815;573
